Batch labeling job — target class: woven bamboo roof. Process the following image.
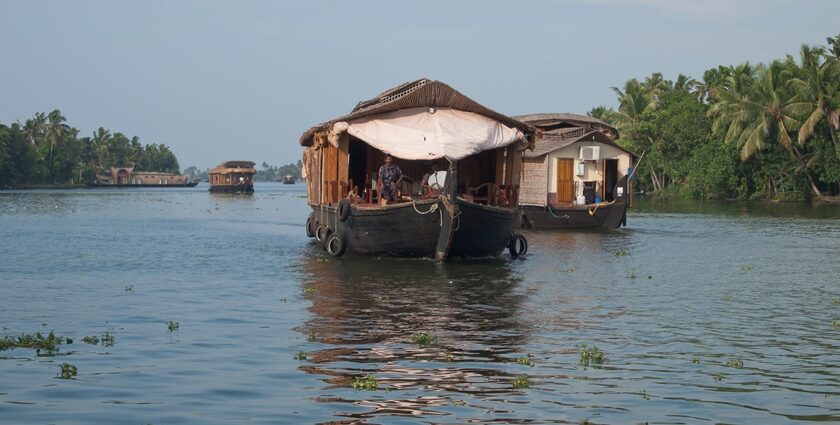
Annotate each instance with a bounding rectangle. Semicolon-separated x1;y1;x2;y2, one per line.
514;113;618;140
300;78;538;147
524;129;626;158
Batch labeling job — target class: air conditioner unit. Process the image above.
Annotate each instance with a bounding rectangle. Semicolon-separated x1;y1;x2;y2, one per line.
580;146;600;161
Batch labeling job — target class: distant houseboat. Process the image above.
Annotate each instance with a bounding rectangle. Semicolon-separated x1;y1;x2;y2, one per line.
208;160;256;193
88;167;197;188
515;113;636;229
300;78;536;260
283;174;295;184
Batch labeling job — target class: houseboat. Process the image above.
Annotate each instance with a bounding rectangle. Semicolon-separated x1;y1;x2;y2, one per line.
300;78;538;260
208;160;256;193
283;174;295;184
514;113;636;229
88;167;197;188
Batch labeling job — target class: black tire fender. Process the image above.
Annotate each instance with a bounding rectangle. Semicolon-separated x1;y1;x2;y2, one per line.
305;214;316;238
315;225;330;242
325;233;346;257
508;233;528;258
319;227;333;250
338;199;351;221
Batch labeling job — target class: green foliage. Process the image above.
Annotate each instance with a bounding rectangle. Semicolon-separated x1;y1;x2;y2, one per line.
0;331;64;353
254;161;303;182
605;34;840;199
412;331;438;347
514;354;534;366
58;363;77;379
0;111;183;186
294;351;307;360
167;321;179;332
511;375;530;389
725;358;744;369
578;344;607;368
352;374;378;391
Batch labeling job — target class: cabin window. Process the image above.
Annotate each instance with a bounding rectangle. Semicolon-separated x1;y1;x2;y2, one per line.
163;179;168;185
158;179;162;184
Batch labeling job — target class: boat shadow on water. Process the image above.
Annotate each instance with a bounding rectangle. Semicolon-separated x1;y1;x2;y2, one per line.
292;251;546;418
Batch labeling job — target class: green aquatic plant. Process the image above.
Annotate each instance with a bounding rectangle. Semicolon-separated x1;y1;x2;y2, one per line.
0;331;65;353
691;357;700;364
101;330;115;347
832;320;840;328
511;375;530;389
627;268;637;279
713;373;723;381
352;374;378;391
412;331;438;347
82;335;100;345
831;299;839;305
446;353;455;362
302;285;317;294
639;389;650;400
167;321;179;332
294;351;307;360
124;285;134;292
741;264;753;271
615;249;629;256
514;354;534;367
578;344;606;368
725;358;744;369
579;420;593;425
58;363;77;379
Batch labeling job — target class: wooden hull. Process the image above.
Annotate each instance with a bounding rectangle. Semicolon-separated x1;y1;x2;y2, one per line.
449;199;518;257
86;182;198;188
522;175;629;230
311;200;441;256
209;184;254;193
522;202;626;229
310;198;519;258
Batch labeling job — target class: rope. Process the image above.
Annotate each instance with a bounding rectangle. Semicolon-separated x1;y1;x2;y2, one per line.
413;199;443;226
588;200;616;216
545;205;569;220
412;200;439;215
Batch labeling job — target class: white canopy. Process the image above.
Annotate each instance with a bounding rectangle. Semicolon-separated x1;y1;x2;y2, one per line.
331;107;526;161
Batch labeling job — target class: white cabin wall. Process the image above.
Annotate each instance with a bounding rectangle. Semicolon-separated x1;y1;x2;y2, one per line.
546;142;631;198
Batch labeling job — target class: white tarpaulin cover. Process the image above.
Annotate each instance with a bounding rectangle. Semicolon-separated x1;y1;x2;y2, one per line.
332;107;525;161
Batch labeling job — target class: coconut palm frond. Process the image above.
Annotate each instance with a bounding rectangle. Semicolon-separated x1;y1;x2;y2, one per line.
798;108;823;144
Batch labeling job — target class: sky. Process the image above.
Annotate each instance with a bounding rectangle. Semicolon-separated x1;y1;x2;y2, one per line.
1;0;839;170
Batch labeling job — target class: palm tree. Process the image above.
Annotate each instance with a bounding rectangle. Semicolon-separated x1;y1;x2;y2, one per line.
709;60;822;198
611;79;654;127
791;44;840;162
44;109;69;175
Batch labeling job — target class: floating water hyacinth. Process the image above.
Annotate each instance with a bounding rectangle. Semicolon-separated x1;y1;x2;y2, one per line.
58;363;77;379
511;375;530;389
578;344;606;368
352;374;378;391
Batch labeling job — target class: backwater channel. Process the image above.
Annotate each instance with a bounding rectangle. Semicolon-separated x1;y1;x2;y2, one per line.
1;183;839;424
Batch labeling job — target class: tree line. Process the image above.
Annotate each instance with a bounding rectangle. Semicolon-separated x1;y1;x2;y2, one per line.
0;110;180;187
590;33;840;201
181;161;302;183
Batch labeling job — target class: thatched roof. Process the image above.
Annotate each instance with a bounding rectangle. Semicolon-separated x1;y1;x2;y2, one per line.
300;78;539;147
524;129;627;158
214;160;256;169
514;113;618;140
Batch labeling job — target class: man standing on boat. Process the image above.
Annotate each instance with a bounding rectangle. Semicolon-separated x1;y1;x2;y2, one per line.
377;155;402;205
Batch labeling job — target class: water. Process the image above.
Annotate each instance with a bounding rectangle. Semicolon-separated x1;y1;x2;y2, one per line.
1;185;839;424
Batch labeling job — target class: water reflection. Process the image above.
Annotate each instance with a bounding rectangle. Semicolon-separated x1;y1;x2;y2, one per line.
295;250;534;418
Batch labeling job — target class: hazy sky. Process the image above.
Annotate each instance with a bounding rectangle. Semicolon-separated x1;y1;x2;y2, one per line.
2;0;838;170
